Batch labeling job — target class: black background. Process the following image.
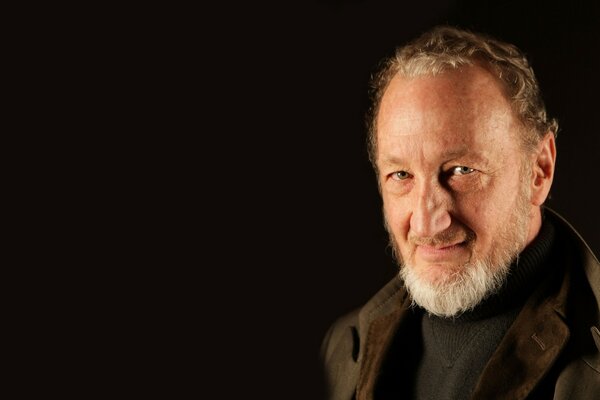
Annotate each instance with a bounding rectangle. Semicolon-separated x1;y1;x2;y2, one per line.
204;1;600;398
21;1;599;397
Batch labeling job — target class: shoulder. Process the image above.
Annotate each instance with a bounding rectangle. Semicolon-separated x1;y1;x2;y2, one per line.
320;308;360;365
320;276;407;363
545;208;600;394
545;207;600;310
319;277;408;398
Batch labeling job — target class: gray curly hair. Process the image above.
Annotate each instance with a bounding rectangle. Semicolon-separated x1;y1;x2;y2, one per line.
366;25;558;170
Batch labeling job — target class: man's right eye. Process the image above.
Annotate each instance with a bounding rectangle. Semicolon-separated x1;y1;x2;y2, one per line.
391;171;410;180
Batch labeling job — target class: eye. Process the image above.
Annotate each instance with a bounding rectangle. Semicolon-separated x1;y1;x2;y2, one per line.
452;166;475;175
391;171;411;180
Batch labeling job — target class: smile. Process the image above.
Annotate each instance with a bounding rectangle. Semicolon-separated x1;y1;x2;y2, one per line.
416;241;469;262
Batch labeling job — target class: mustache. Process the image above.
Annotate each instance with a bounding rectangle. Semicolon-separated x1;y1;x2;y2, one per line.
409;228;476;247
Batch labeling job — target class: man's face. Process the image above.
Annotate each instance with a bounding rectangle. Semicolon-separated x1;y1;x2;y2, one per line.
376;65;538;316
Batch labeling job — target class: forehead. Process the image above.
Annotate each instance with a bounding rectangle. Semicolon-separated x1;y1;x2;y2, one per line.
376;66;522;162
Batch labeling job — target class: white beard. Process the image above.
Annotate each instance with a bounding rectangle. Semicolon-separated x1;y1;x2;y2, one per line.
393;173;532;317
399;254;513;317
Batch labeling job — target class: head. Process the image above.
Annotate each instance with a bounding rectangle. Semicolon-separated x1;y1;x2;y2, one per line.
368;26;557;317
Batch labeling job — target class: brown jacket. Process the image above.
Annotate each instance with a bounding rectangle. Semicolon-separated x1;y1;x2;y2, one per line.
321;209;600;399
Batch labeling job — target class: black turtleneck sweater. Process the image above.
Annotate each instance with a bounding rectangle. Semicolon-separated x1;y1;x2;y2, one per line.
374;218;556;399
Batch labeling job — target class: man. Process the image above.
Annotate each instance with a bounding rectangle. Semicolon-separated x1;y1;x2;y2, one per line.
320;26;599;399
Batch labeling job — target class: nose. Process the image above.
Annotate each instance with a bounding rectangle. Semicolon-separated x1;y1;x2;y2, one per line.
410;180;452;238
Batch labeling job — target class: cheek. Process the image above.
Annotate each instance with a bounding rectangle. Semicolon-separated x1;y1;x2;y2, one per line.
382;197;411;235
454;186;514;240
460;205;489;240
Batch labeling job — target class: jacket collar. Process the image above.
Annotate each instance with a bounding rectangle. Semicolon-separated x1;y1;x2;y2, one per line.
355;277;409;400
545;207;600;313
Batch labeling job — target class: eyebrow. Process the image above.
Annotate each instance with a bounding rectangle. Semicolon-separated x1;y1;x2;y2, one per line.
380;148;471;166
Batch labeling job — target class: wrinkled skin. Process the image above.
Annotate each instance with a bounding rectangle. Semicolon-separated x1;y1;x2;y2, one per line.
375;65;556;297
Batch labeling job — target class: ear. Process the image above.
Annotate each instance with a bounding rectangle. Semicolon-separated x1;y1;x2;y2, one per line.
530;132;557;206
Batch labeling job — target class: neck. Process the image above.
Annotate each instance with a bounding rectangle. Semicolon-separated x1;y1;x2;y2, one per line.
523;206;542;248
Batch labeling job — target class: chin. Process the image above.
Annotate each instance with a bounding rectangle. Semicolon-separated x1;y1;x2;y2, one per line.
409;259;468;287
399;258;511;317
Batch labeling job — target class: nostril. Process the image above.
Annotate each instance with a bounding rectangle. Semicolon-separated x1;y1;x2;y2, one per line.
410;206;452;238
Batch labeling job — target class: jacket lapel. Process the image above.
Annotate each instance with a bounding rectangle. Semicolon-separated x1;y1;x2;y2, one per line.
355;282;412;400
471;252;571;400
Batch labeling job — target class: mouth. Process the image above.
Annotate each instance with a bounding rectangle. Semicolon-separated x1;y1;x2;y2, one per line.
415;240;469;262
436;241;467;250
